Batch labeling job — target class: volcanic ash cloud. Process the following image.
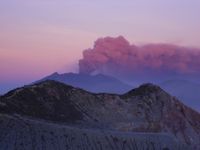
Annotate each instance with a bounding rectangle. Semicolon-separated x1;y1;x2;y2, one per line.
79;36;200;83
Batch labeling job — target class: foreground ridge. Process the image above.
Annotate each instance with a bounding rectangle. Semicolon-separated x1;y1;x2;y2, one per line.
0;80;200;150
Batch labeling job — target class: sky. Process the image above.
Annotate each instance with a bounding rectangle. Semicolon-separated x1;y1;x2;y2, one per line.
0;0;200;93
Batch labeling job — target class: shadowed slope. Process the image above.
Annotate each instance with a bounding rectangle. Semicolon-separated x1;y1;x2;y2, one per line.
0;80;83;122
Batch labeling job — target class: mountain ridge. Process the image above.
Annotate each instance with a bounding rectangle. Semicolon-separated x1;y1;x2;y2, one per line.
160;79;200;112
35;72;133;94
0;80;200;149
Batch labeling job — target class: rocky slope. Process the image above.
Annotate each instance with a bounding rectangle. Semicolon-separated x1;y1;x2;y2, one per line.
0;114;189;150
0;80;200;150
160;79;200;112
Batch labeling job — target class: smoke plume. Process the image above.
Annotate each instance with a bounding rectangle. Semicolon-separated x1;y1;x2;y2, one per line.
79;36;200;83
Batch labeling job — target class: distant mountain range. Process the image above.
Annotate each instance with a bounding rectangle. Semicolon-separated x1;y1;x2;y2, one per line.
160;80;200;112
36;72;133;94
35;72;200;112
0;80;199;149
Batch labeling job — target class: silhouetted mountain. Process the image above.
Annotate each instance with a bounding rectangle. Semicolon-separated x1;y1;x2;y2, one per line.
160;80;200;112
35;72;133;94
0;81;200;149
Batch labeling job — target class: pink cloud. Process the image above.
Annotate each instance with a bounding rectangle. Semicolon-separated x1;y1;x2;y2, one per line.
79;36;200;82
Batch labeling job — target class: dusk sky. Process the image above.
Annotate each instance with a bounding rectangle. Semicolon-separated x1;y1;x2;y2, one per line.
0;0;200;93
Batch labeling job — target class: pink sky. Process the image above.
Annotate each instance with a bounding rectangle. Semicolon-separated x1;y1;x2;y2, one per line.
0;0;200;92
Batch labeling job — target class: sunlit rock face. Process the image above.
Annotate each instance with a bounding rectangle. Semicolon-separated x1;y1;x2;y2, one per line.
0;80;200;150
79;36;200;84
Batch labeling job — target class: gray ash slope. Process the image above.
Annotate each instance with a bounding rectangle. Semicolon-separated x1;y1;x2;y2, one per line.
0;80;200;150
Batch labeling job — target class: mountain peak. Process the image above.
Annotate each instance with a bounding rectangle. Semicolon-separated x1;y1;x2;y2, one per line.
136;83;163;92
1;80;82;122
32;80;73;89
49;72;59;77
36;72;133;94
36;79;64;86
123;83;165;97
